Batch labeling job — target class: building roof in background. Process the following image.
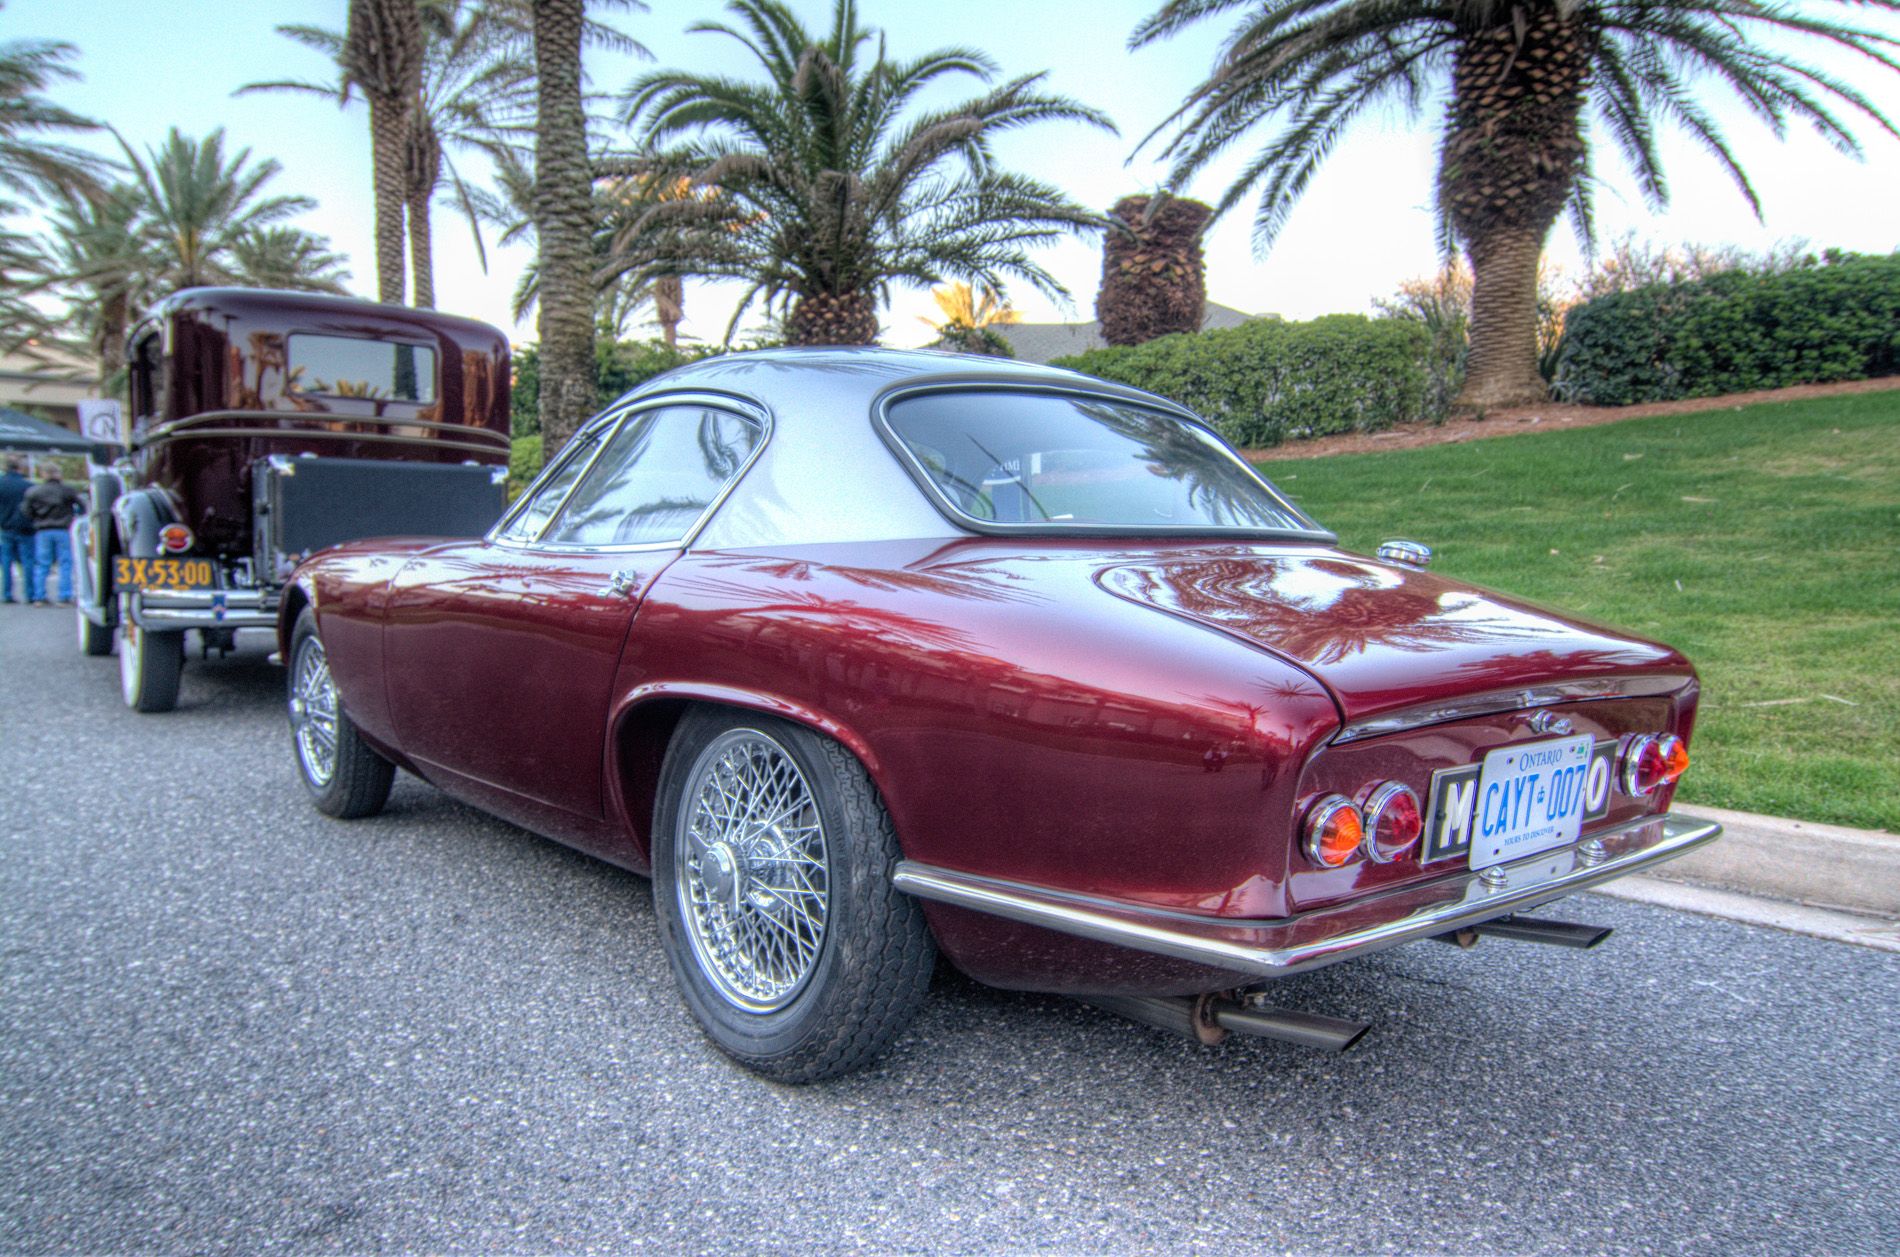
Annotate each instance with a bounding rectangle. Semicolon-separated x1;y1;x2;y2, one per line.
993;302;1260;364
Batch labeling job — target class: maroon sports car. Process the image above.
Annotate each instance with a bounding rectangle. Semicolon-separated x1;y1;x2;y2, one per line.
281;349;1720;1081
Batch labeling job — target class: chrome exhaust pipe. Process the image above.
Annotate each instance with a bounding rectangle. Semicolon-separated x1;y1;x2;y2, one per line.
1082;994;1370;1053
1470;915;1613;949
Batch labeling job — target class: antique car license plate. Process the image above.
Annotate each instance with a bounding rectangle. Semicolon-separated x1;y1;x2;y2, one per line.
114;556;216;592
1469;734;1594;868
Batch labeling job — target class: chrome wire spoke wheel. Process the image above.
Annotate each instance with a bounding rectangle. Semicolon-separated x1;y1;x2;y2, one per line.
677;728;830;1013
289;638;340;786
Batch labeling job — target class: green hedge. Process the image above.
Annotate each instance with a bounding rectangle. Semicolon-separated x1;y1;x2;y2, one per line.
1051;314;1430;447
511;339;718;436
1559;253;1900;406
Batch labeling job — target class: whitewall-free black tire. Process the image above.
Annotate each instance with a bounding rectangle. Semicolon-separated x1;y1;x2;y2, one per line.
288;608;394;819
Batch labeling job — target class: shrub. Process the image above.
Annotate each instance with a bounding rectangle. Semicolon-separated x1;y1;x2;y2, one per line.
1052;314;1430;447
1558;252;1900;405
507;435;542;501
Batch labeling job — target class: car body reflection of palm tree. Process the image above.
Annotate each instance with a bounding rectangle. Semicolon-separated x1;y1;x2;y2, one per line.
1071;400;1307;531
1117;556;1563;664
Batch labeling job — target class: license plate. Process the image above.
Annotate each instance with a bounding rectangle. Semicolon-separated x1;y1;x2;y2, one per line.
1469;734;1593;868
114;556;217;592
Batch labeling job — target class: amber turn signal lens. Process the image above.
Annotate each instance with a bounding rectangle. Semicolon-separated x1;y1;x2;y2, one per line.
1621;733;1689;796
1304;795;1364;869
1361;782;1423;863
158;524;194;553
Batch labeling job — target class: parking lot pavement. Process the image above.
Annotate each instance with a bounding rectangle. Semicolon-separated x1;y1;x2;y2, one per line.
3;603;1897;1256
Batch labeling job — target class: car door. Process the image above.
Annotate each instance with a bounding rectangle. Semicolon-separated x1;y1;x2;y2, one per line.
383;399;766;819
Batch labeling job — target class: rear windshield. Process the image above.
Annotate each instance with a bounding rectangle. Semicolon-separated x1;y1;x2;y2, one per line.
881;390;1325;537
287;333;437;403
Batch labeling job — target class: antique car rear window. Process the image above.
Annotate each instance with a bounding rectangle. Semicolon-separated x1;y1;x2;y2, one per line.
287;333;437;404
880;389;1326;537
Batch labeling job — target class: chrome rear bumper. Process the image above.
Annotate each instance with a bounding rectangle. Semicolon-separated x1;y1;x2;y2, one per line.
893;812;1722;980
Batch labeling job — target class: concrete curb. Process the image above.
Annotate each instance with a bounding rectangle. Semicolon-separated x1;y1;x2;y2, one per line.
1657;802;1900;917
1590;876;1900;954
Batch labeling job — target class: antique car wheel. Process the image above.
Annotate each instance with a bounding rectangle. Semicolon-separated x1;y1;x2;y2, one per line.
651;708;935;1082
77;604;113;657
118;605;182;713
288;608;394;819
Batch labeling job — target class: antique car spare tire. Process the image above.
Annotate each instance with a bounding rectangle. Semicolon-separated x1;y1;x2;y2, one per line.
118;607;182;713
651;708;935;1083
288;609;395;819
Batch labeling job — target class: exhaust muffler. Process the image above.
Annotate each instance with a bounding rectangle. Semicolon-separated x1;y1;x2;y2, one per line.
1083;994;1370;1053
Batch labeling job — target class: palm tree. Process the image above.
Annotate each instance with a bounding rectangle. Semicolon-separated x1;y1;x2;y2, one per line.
124;129;318;291
0;20;110;207
229;228;353;293
1133;0;1900;410
240;2;534;309
621;0;1115;348
36;185;153;386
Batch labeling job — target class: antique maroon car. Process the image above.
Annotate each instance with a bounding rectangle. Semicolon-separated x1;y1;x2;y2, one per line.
281;349;1721;1081
73;288;513;712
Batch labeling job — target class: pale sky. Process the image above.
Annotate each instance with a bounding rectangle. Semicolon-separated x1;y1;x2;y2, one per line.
9;0;1900;350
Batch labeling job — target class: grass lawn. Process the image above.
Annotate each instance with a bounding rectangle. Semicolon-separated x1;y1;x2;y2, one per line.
1265;390;1900;832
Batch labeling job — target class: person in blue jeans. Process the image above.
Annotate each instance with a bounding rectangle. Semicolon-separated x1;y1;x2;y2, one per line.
0;457;34;604
22;463;84;604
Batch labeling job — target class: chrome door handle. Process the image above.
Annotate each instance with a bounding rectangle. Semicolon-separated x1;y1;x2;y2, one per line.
597;569;638;598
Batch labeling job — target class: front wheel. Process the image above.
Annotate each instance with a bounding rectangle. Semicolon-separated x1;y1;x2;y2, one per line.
288;608;394;819
651;708;935;1083
118;606;182;712
77;604;113;656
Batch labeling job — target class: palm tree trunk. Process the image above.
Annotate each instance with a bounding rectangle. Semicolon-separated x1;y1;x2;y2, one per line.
1461;222;1550;409
530;0;597;457
1441;5;1592;411
787;291;878;346
655;274;683;348
408;184;434;310
368;95;408;304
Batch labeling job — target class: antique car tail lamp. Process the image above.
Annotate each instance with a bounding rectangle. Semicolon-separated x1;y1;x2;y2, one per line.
158;524;194;553
1359;782;1423;863
1304;795;1365;868
1621;733;1689;797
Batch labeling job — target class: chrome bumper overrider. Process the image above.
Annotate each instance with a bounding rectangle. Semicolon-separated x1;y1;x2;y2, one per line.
132;588;279;631
893;813;1723;979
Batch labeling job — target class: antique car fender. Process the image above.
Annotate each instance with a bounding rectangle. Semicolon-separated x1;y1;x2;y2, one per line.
110;485;177;562
72;468;126;626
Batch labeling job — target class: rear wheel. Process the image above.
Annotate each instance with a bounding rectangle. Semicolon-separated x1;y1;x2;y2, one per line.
118;606;182;713
651;707;935;1083
288;608;394;819
77;604;113;656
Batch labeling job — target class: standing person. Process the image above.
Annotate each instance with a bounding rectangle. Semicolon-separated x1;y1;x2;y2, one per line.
0;457;33;604
23;463;85;606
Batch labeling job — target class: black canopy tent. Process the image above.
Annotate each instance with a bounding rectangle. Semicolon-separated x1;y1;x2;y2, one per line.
0;407;114;461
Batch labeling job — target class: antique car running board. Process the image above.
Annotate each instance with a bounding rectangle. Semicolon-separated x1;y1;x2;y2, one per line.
1082;994;1371;1052
893;813;1722;981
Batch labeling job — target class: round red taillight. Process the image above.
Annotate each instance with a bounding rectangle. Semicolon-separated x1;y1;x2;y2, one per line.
1622;733;1689;796
1361;782;1423;863
158;523;194;553
1304;795;1365;869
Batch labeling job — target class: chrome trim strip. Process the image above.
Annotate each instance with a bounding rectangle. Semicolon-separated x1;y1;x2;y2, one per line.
893;812;1722;980
1332;676;1692;743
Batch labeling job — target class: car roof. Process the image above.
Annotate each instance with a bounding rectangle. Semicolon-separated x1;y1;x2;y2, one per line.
630;348;1185;550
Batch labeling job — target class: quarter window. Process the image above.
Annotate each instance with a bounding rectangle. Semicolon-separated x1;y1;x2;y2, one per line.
495;421;610;543
542;405;762;547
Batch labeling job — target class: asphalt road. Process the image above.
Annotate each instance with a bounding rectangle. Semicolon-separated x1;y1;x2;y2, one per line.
3;602;1895;1256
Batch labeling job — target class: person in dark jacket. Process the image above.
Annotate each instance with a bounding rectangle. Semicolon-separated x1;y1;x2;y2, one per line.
0;456;32;603
23;463;84;605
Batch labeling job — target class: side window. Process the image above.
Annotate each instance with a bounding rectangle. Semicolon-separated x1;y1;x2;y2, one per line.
130;332;164;424
542;405;762;548
494;422;610;543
